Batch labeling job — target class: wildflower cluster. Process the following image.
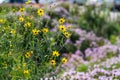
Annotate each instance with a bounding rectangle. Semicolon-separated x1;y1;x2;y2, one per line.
58;18;71;38
0;4;69;79
25;51;33;58
50;50;67;66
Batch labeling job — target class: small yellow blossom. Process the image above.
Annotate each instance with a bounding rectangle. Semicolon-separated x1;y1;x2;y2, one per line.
0;19;5;23
62;58;67;64
25;52;31;58
24;70;29;74
63;32;71;38
59;18;65;24
59;25;66;32
42;28;48;33
10;29;16;34
19;16;24;22
37;9;44;16
24;22;31;27
50;60;56;65
32;29;40;35
19;8;25;12
52;51;60;57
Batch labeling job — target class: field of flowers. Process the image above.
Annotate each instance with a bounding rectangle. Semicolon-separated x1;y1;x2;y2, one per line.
0;1;120;80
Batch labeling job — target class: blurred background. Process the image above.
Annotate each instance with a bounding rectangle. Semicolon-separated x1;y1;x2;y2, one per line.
0;0;120;10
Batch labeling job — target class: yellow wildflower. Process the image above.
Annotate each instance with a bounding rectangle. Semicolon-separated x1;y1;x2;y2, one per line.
19;8;25;12
63;32;71;38
10;29;16;34
50;60;56;65
24;22;31;27
19;16;24;22
59;18;65;24
62;58;67;64
52;51;60;57
25;52;31;58
37;9;44;16
59;25;66;32
0;19;5;23
32;29;40;35
42;28;48;33
24;70;29;74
